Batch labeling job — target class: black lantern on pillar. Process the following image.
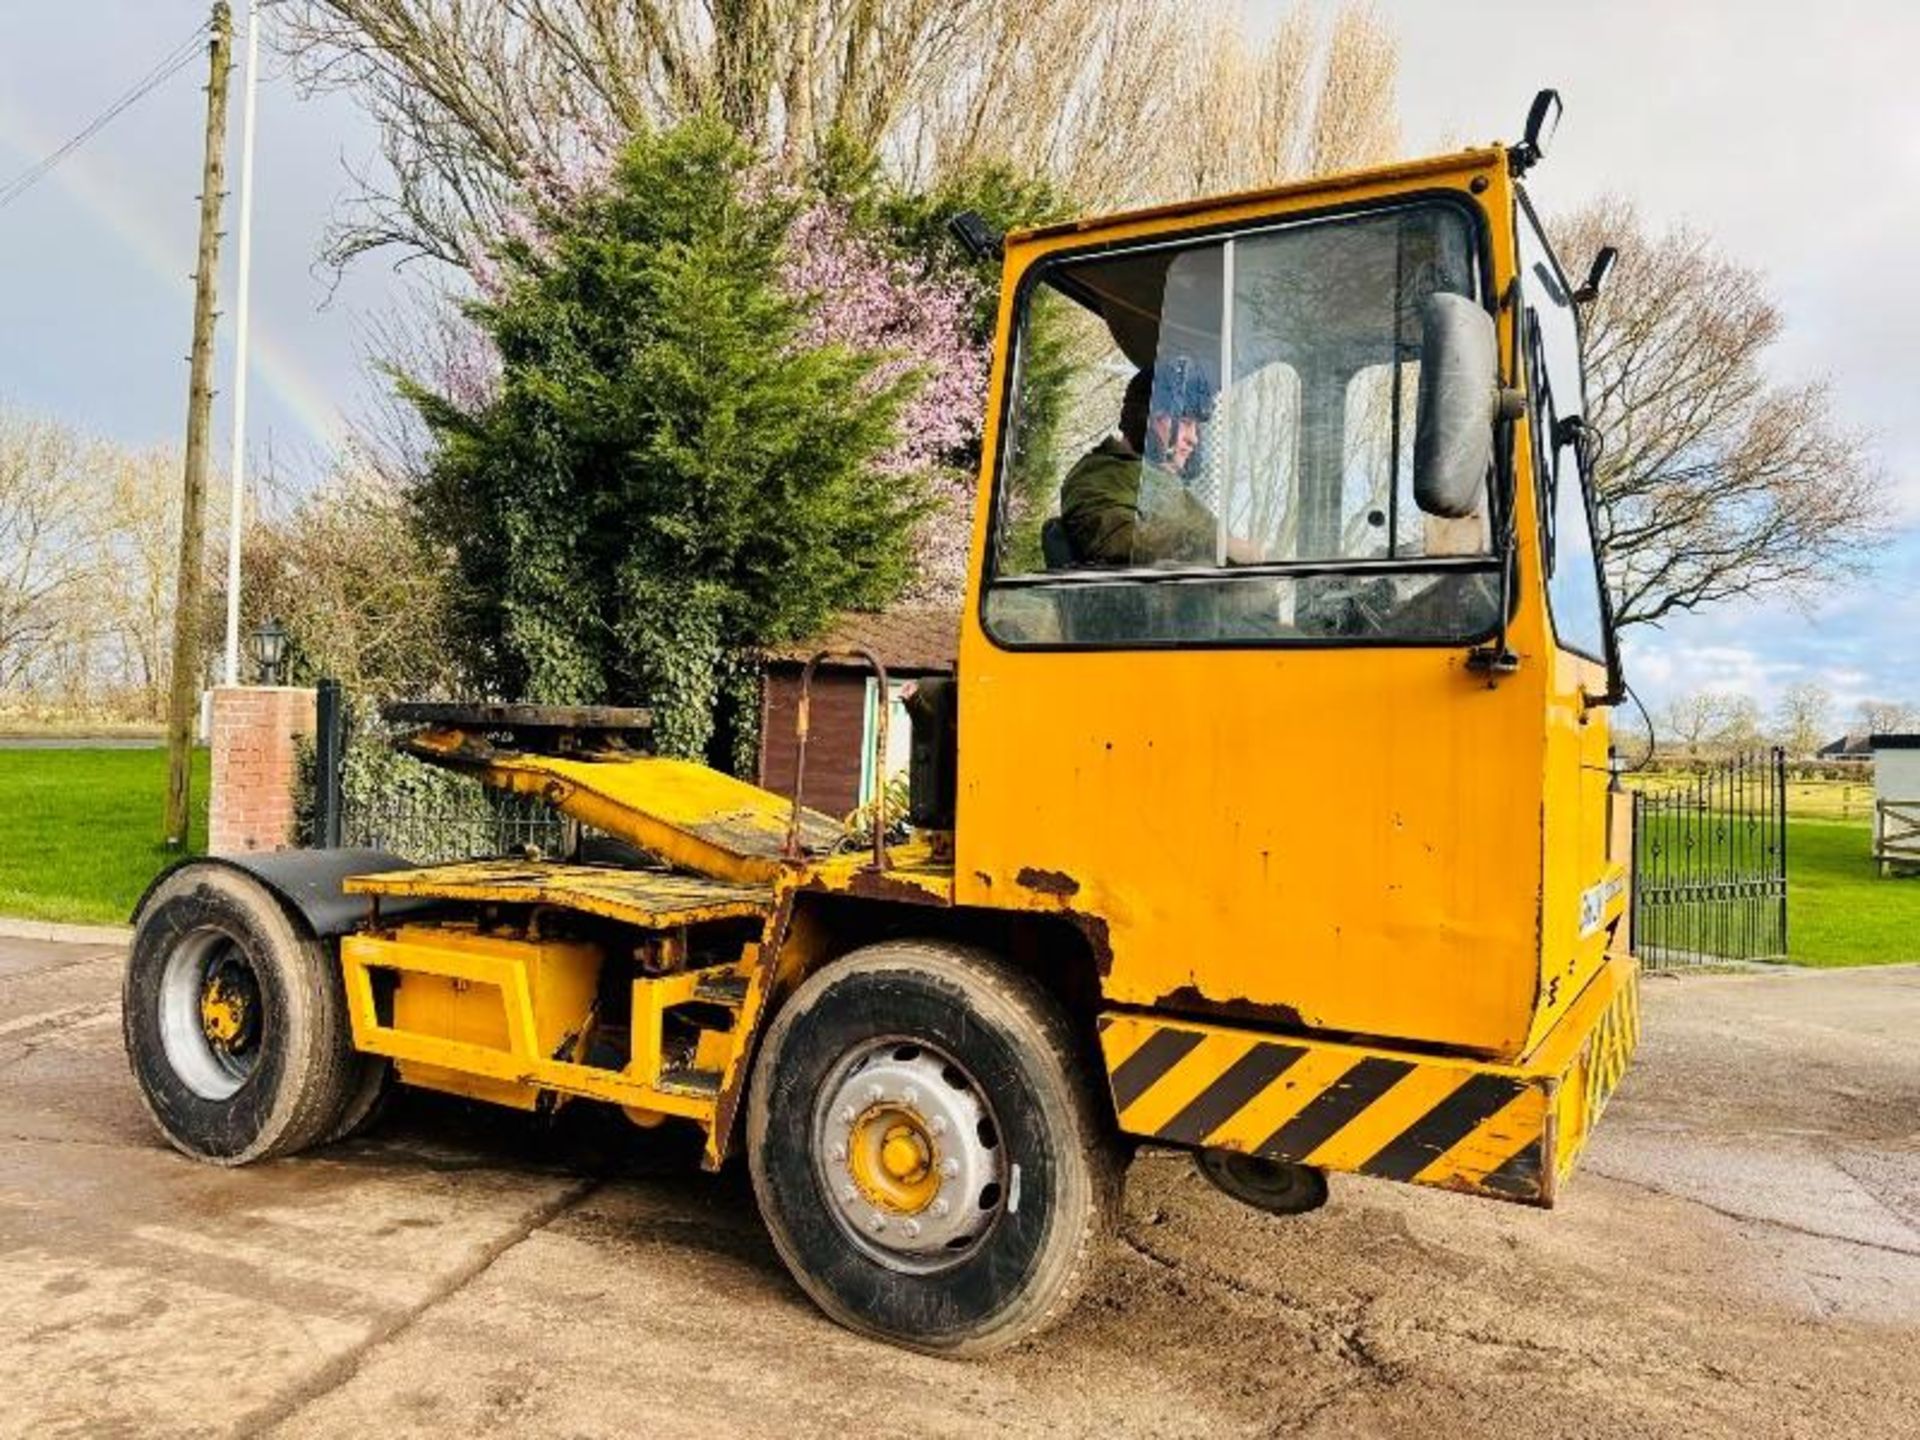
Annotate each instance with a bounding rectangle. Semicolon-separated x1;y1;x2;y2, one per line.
250;617;289;686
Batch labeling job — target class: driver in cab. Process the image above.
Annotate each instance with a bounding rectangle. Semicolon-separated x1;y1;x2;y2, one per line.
1058;363;1263;568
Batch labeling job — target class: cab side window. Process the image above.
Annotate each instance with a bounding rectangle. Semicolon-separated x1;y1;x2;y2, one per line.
985;202;1504;648
1517;203;1606;660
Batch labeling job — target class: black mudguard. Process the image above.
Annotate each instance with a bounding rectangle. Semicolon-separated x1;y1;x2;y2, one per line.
131;848;434;937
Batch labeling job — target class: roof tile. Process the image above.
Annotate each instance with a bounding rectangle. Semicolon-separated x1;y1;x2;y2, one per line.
767;607;960;673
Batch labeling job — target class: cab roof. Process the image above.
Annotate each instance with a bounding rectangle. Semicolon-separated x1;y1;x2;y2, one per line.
1006;145;1510;248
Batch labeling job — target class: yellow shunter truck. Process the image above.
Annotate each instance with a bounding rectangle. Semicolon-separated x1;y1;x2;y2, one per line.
126;93;1638;1355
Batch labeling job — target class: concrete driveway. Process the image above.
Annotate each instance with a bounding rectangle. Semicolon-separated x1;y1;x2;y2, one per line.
3;936;1915;1438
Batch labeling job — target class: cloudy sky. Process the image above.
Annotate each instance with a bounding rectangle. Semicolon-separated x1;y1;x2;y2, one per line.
1;1;1914;727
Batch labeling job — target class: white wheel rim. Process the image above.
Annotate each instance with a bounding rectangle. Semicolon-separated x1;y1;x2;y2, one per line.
812;1037;1008;1274
158;928;261;1101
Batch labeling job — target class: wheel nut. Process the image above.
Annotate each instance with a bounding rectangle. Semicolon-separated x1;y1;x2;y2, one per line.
927;1116;947;1136
901;1220;921;1239
901;1085;920;1107
864;1084;884;1105
929;1199;950;1218
829;1143;847;1163
840;1183;858;1204
940;1157;960;1178
838;1105;857;1124
868;1213;888;1233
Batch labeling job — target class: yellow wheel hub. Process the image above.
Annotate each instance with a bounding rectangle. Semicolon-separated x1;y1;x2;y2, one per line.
821;1044;1002;1265
199;978;246;1047
847;1106;940;1214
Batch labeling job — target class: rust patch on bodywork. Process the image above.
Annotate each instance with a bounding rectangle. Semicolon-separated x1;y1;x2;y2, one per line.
1015;866;1081;898
346;859;774;930
1154;984;1304;1031
1070;914;1114;976
817;866;953;907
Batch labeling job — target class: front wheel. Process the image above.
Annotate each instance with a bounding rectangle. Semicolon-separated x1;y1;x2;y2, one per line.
747;941;1122;1356
124;864;373;1165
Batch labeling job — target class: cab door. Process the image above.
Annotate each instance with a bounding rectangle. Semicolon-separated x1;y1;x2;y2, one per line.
955;156;1555;1060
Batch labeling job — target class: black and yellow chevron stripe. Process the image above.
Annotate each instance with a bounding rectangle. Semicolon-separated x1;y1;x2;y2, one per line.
1580;968;1639;1131
1100;963;1641;1207
1098;1014;1553;1204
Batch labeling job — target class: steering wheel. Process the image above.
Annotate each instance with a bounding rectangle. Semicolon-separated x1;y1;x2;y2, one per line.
1295;576;1397;637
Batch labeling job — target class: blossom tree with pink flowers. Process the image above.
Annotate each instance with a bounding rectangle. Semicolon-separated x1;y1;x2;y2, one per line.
780;198;989;603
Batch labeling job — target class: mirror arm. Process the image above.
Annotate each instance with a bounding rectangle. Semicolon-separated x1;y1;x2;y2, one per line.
1469;282;1527;682
1467;482;1521;681
948;211;1004;263
1580;437;1628;708
1467;539;1521;680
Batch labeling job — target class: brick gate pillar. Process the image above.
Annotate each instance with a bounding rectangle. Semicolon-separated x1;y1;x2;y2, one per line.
209;686;317;854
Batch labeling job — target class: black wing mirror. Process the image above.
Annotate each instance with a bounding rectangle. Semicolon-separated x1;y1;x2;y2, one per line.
948;211;1004;263
1573;245;1618;305
1510;89;1563;175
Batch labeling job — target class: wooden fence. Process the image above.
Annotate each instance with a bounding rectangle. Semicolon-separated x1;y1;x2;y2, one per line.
1875;800;1920;875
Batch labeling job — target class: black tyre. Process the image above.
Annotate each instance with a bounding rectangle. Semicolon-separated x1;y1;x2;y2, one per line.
323;1053;395;1145
747;940;1122;1357
1196;1150;1329;1215
124;864;369;1165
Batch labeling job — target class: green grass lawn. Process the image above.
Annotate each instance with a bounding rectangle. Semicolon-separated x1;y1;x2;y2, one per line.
1786;817;1920;967
1631;771;1880;823
0;747;208;925
0;748;1910;967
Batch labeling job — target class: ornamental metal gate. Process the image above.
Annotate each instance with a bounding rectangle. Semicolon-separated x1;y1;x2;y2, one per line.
1631;749;1788;967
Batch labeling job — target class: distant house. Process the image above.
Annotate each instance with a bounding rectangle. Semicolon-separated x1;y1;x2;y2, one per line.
1816;733;1875;761
758;607;959;819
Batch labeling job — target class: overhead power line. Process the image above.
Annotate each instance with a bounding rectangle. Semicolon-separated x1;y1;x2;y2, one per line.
0;20;214;212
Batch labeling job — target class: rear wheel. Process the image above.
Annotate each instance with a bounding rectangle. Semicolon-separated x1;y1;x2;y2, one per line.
324;1053;395;1144
747;941;1121;1357
124;864;370;1165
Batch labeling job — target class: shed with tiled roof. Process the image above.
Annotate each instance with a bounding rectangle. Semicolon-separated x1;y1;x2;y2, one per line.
758;607;959;818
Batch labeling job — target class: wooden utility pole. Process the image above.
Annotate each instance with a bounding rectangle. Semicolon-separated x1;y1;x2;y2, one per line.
164;2;233;850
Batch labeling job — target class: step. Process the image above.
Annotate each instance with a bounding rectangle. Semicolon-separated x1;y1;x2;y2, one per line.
691;973;750;1007
657;1066;722;1099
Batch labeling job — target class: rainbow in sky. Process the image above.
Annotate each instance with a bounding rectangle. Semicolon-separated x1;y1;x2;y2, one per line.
0;84;349;456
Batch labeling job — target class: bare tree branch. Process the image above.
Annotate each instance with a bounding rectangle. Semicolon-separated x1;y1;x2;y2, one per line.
273;0;1402;274
1553;197;1887;630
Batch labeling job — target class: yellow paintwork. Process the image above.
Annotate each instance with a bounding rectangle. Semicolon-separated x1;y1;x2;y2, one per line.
847;1106;941;1215
796;844;955;904
341;923;749;1126
954;145;1624;1064
405;740;843;883
333;142;1636;1209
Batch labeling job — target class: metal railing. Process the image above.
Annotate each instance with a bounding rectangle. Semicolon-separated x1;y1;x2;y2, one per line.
1632;749;1788;968
344;789;569;865
310;681;569;864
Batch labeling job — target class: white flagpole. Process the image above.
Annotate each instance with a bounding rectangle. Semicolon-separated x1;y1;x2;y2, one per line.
222;0;260;684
